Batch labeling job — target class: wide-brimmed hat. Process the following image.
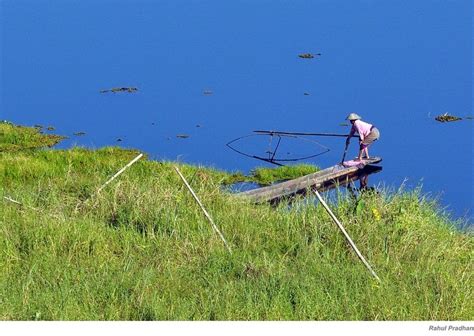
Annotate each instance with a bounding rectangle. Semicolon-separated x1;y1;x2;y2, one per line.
346;113;361;121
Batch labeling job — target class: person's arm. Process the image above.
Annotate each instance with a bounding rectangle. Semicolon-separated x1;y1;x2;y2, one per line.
346;126;355;145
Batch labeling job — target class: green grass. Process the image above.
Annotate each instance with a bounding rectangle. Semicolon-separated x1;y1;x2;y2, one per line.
219;164;320;186
248;164;320;186
0;121;65;152
0;123;472;320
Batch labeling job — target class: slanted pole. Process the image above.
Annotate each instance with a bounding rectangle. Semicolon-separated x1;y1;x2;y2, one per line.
254;130;358;138
313;189;381;282
341;142;349;164
96;153;144;194
3;196;23;206
75;153;144;212
174;166;232;254
3;196;39;211
3;196;61;218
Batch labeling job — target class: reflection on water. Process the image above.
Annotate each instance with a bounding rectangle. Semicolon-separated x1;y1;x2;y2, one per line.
226;181;261;193
347;170;381;199
315;165;383;193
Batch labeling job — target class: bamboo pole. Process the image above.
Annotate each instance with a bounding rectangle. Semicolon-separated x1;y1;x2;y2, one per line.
96;153;144;194
3;196;23;206
75;153;144;212
3;196;40;211
313;189;381;281
254;130;358;138
174;166;232;254
3;195;61;219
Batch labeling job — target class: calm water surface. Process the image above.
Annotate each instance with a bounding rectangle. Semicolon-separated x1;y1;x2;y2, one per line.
1;1;472;222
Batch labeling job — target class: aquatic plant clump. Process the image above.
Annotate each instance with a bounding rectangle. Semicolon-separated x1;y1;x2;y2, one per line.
298;53;321;59
249;164;320;185
100;87;138;94
434;113;462;123
217;164;320;186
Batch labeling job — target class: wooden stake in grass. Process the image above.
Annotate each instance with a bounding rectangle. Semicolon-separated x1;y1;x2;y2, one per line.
3;195;63;219
3;196;23;206
174;166;232;254
313;189;381;282
75;153;144;212
3;196;41;211
96;153;144;194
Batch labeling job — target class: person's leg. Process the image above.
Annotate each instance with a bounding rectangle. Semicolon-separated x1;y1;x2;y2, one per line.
361;128;379;159
357;143;368;160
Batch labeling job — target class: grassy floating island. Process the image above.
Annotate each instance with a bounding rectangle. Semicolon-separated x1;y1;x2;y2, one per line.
216;164;320;186
100;87;138;94
298;53;321;59
0;122;472;320
434;113;462;123
244;164;319;186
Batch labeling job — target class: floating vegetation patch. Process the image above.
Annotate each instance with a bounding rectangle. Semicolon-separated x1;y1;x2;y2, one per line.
0;122;65;152
220;164;320;186
73;132;86;136
100;87;138;94
249;164;320;186
176;134;190;139
434;113;462;123
298;53;321;59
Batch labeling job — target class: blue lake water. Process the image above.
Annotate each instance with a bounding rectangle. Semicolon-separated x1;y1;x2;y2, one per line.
1;1;472;223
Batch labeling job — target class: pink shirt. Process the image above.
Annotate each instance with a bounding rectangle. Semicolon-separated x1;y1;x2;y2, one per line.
352;120;373;141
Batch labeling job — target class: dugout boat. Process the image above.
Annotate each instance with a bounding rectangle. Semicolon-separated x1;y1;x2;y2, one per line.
236;157;382;203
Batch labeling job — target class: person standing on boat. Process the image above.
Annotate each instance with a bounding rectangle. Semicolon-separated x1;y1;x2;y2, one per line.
345;113;380;161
